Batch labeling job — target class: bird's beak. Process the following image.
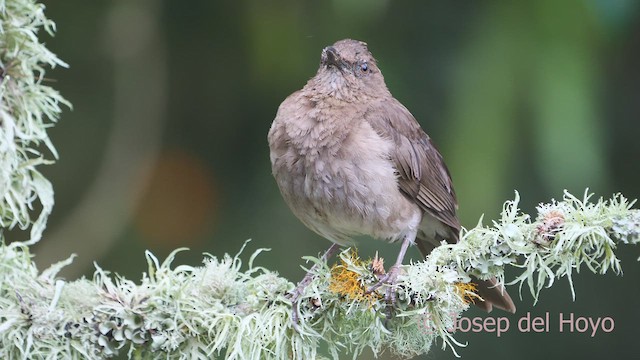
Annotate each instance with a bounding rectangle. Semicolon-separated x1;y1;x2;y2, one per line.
321;46;342;69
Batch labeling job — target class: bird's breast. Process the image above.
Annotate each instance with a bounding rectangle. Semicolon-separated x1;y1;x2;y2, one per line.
270;108;422;243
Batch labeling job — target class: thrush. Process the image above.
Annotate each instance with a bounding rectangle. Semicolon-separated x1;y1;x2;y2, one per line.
268;39;515;318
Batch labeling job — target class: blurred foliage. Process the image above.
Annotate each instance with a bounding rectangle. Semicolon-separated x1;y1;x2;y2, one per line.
33;1;640;359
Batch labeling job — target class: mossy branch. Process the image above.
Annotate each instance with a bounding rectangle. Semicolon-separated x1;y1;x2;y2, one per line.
1;1;639;359
0;192;639;359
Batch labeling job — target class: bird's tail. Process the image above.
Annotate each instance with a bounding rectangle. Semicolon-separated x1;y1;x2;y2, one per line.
470;277;516;313
415;233;516;313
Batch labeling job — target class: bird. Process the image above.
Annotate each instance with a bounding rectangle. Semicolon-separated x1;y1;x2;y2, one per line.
268;39;515;315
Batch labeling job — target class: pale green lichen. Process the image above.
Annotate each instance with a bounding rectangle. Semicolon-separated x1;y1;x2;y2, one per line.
1;191;639;357
8;190;636;359
0;0;69;244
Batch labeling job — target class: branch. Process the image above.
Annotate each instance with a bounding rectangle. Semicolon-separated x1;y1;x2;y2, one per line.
0;191;638;359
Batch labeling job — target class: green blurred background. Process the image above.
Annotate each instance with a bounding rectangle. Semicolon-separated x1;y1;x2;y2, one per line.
30;0;640;359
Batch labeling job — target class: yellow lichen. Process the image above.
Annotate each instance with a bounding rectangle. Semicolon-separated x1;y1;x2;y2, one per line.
454;282;480;305
328;250;381;305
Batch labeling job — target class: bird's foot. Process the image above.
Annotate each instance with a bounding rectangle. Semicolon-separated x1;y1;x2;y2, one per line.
287;272;315;332
366;264;402;313
287;292;302;332
287;243;341;332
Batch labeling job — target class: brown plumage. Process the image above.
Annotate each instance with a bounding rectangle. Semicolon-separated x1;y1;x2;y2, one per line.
268;39;515;313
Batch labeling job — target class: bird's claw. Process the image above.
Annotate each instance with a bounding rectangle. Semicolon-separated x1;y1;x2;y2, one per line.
287;293;301;331
366;264;402;315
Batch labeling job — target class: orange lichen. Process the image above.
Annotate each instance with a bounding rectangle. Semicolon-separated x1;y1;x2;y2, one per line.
454;282;480;305
535;209;565;245
371;252;385;275
328;250;381;305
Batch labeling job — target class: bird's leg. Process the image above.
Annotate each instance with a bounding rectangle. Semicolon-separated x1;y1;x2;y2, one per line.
366;230;416;306
289;242;340;327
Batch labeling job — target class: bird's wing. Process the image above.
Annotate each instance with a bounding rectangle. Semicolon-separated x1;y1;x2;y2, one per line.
364;97;460;238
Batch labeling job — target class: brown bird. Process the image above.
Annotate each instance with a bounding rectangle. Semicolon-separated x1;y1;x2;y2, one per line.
268;39;515;314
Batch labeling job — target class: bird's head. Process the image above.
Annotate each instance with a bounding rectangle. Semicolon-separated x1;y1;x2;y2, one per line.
313;39;388;101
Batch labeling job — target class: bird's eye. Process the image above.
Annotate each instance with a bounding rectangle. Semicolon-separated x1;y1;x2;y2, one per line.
360;63;368;72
